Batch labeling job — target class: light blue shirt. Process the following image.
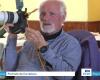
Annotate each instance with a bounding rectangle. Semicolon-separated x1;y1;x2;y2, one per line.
3;30;82;80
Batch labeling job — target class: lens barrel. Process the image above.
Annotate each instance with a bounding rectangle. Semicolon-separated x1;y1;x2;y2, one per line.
0;11;18;25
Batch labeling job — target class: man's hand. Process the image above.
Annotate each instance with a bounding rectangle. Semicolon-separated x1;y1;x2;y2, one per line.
3;23;17;37
25;28;47;49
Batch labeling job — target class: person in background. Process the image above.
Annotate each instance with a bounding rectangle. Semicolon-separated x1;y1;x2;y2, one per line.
3;0;82;80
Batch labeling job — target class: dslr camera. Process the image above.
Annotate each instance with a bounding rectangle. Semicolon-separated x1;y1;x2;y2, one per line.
0;9;28;34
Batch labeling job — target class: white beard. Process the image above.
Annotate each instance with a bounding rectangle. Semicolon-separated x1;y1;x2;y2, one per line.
40;23;56;34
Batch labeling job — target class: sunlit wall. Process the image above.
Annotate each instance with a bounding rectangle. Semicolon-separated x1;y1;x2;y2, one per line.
0;0;99;21
66;0;88;21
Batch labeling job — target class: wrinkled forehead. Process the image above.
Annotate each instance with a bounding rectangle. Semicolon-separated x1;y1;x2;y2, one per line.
40;1;61;12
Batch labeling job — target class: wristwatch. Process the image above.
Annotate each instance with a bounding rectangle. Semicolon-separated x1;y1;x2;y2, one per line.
38;45;48;53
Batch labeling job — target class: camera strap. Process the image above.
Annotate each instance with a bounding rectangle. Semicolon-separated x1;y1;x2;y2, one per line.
35;49;49;80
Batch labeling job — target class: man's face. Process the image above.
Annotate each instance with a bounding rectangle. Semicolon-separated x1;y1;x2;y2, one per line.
39;2;64;35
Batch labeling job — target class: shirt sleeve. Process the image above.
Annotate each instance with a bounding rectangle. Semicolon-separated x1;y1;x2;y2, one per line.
41;38;82;80
3;35;18;71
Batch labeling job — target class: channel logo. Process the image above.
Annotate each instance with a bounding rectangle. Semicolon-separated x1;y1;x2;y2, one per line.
81;68;92;76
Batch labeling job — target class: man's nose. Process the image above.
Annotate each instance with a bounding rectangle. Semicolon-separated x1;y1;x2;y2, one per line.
43;14;50;21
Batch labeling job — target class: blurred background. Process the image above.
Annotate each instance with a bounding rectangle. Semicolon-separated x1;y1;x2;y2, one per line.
0;0;100;32
0;0;100;80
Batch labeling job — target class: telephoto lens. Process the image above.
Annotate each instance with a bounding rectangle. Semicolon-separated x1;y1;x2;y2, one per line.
0;11;27;34
0;11;19;26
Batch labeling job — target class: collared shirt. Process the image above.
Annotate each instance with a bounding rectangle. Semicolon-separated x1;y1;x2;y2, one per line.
4;30;82;80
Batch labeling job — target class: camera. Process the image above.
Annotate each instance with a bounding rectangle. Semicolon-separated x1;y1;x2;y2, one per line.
0;9;28;34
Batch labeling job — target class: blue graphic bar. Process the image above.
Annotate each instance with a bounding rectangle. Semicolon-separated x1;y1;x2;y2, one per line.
92;71;100;76
0;70;100;77
0;72;6;76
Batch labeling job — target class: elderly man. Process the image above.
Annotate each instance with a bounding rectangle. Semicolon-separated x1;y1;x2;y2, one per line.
3;0;82;80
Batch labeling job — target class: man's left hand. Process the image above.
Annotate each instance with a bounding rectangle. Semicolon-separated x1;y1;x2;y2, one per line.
25;28;47;49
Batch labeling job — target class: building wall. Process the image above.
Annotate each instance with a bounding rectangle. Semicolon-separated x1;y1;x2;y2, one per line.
0;0;88;21
88;0;100;21
65;0;88;21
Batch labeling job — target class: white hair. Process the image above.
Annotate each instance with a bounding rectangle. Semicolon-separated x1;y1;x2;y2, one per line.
39;0;66;17
59;1;66;16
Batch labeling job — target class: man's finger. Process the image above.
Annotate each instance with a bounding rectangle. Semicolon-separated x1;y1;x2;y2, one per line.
5;23;14;27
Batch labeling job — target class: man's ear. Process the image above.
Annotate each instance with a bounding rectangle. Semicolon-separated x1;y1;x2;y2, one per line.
63;11;66;21
62;11;66;22
62;14;66;23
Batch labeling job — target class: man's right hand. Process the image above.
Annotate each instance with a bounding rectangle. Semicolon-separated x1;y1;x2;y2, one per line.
3;23;17;37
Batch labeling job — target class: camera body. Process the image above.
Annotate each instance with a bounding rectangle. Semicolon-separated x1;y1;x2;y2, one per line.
10;9;28;34
0;9;28;34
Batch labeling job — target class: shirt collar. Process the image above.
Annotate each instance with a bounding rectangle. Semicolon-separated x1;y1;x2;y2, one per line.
41;29;62;41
